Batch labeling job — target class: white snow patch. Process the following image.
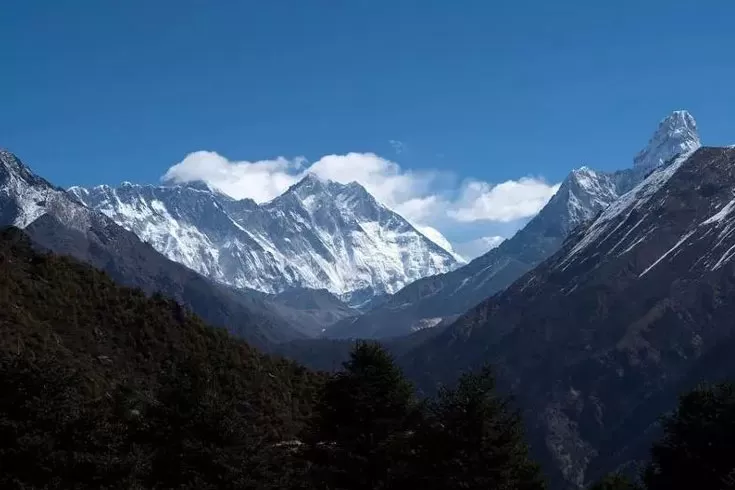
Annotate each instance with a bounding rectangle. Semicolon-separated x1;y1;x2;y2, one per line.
411;317;444;331
617;229;653;256
639;230;696;277
701;196;735;226
711;242;735;270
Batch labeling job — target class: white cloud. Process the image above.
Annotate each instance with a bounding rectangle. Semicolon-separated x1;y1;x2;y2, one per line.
450;178;561;223
394;195;447;224
454;236;506;260
307;153;438;212
162;150;560;251
163;151;304;203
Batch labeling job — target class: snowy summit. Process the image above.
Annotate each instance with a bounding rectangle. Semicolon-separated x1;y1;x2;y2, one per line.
69;174;460;305
633;110;701;173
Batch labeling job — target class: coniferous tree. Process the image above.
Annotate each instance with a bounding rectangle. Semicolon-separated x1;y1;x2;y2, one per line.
409;366;545;490
643;382;735;490
300;341;418;490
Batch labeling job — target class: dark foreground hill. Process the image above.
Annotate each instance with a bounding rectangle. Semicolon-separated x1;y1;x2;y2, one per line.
402;147;735;487
0;227;323;489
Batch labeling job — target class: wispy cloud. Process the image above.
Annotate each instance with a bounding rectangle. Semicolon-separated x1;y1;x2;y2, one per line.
163;151;560;253
388;139;406;155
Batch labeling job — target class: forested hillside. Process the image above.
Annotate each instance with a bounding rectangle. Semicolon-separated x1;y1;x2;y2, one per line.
0;227;323;489
0;226;545;489
1;225;732;490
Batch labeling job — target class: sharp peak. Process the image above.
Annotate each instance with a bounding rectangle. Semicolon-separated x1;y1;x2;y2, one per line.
298;172;328;184
293;172;341;188
651;109;699;136
0;149;29;173
0;148;60;190
633;109;702;172
0;148;17;160
274;173;385;212
343;180;368;190
661;109;697;126
291;173;368;194
284;173;327;192
572;165;596;174
560;165;599;187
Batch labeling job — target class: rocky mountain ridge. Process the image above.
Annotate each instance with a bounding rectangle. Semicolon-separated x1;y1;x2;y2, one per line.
402;145;735;487
324;110;702;339
0;149;312;347
70;173;460;306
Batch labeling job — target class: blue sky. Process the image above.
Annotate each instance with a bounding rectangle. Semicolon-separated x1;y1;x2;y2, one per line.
3;1;735;258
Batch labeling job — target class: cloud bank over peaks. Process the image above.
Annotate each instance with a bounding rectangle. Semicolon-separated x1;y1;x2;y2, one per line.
162;151;305;204
163;150;560;255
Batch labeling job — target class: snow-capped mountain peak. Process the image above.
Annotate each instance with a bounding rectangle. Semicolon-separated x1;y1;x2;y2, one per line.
70;174;460;304
633;110;701;173
557;109;701;227
286;172;327;195
1;149;314;346
568;166;611;194
179;179;231;196
322;110;704;339
283;173;361;198
542;165;620;231
1;149;25;175
0;149;119;237
1;149;53;191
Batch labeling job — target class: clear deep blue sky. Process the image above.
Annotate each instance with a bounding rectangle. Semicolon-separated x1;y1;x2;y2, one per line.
2;1;735;250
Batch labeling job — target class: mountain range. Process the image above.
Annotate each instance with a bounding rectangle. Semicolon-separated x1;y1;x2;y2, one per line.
69;174;461;307
400;143;735;487
323;110;701;339
5;108;731;489
273;117;735;487
0;111;702;345
0;149;341;347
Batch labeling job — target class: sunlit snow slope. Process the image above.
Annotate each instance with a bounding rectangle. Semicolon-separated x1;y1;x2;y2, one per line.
70;175;460;304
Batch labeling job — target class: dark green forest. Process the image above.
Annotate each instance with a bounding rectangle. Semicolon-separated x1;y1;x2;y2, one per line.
1;226;734;490
0;227;321;489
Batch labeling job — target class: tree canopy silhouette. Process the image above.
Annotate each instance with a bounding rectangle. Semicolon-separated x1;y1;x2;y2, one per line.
301;341;418;490
644;382;735;490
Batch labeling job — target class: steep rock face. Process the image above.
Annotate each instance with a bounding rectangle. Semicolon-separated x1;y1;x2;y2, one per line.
70;175;459;305
403;147;735;488
0;149;304;348
633;110;700;174
325;111;701;339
